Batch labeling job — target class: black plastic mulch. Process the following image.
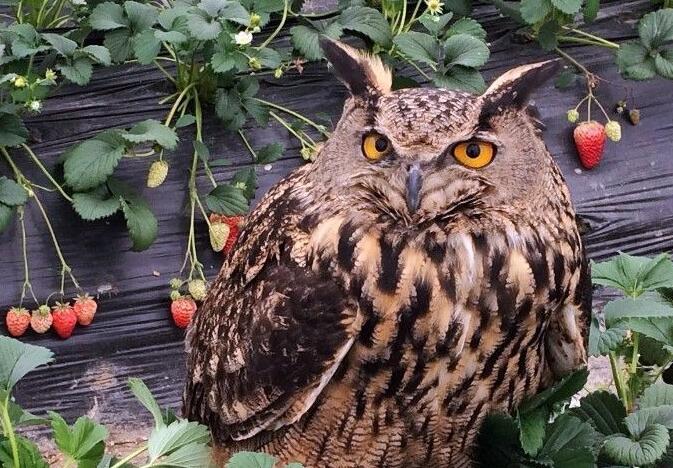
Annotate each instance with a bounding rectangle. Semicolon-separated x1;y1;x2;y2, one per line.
1;0;672;431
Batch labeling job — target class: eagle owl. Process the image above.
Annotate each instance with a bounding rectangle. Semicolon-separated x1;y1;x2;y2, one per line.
184;38;590;467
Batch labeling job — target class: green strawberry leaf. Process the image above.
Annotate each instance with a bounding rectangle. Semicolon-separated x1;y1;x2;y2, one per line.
133;29;161;65
124;1;158;32
147;419;210;461
89;2;129;30
123;119;178;149
290;22;342;60
583;0;599;22
0;435;49;468
107;178;158;251
641;383;673;408
518;407;546;456
443;33;489;68
62;131;127;191
0;336;54;392
394;31;439;66
570;390;627;436
603;423;669;466
338;6;392;48
50;412;107;466
226;451;276;468
0;176;28;206
232;167;257;201
520;0;552;25
175;114;196;128
104;29;133;62
445;17;486;40
206;184;249;215
550;0;582;15
128;378;165;429
616;41;657;80
433;66;486;93
71;185;122;221
255;142;284;164
418;12;453;36
41;33;77;56
58;57;94;85
592;253;673;295
639;8;673;50
0;112;29;146
80;45;112;66
0;203;14;233
519;367;588;415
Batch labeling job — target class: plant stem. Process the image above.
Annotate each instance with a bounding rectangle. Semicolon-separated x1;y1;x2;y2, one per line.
164;82;196;127
561;27;620;49
153;60;177;85
405;58;434;81
260;0;289;49
554;47;593;79
557;35;619;49
397;0;408;35
110;445;148;468
630;332;639;375
403;0;425;32
269;111;314;148
609;351;629;410
238;129;258;162
19;207;37;306
22;144;73;202
32;190;80;294
253;98;329;135
0;395;20;468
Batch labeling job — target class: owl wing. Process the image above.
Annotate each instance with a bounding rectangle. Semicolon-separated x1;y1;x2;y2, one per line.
183;172;358;441
544;242;592;378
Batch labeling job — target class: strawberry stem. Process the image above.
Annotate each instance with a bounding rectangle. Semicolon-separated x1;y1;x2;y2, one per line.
32;189;81;295
0;394;20;468
21;144;73;203
18;207;38;307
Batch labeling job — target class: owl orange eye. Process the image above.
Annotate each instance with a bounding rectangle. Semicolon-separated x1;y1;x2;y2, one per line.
452;141;495;169
362;133;392;161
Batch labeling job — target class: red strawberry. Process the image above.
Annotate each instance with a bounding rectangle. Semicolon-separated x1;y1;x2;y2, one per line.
209;214;244;254
73;294;97;326
573;121;606;169
171;296;197;329
31;305;53;334
5;307;30;337
52;302;77;339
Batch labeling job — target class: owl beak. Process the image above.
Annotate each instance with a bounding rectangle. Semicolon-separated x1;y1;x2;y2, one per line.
406;164;423;213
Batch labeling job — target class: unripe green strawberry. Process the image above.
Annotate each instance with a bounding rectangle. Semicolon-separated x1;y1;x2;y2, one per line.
188;279;207;301
169;278;183;290
73;293;97;326
31;305;53;334
147;160;168;188
171;296;197;329
6;307;30;337
566;109;579;123
52;302;77;339
209;222;230;252
605;120;622;142
170;289;181;301
573;121;606;170
209;214;244;253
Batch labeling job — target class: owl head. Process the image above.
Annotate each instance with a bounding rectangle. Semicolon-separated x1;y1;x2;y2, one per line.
312;38;562;226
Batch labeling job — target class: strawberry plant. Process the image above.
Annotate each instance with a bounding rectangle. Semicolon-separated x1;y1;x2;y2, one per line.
0;335;214;467
478;253;673;467
290;0;490;92
60;0;331;292
0;23;112;310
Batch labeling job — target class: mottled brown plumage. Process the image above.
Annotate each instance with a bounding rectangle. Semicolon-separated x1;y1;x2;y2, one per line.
183;39;590;467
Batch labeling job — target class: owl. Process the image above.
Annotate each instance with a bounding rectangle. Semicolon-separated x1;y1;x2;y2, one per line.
183;38;590;467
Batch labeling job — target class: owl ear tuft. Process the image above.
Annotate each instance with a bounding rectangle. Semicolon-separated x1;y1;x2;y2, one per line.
319;37;392;97
479;60;560;119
